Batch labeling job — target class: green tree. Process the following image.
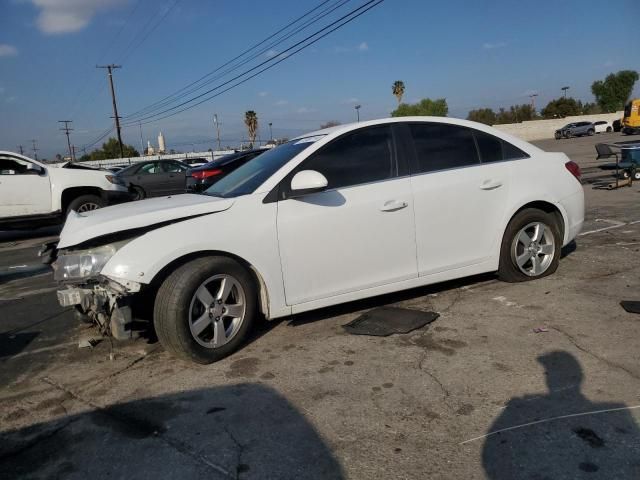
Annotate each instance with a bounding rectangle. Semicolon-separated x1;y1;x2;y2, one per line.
244;110;258;147
540;97;583;119
391;98;448;117
392;80;405;105
591;70;639;112
81;138;139;161
467;108;497;125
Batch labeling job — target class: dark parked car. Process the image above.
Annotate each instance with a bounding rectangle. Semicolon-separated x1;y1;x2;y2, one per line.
555;121;595;139
116;159;189;200
186;149;265;193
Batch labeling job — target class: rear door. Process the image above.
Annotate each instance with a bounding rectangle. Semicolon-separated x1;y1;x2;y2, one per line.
131;162;166;197
406;122;512;276
161;161;188;194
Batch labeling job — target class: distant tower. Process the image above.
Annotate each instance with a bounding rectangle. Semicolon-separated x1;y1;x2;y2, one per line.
158;132;166;154
147;140;155;156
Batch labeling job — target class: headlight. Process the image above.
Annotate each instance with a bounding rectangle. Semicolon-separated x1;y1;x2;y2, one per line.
53;244;118;281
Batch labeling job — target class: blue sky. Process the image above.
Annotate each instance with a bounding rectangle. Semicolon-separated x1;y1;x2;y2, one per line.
1;0;639;158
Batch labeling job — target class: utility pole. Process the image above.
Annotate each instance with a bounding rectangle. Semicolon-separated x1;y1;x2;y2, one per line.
138;121;144;155
529;93;538;111
213;114;221;151
17;145;24;155
58;120;74;161
268;122;273;141
561;86;570;98
31;139;39;160
72;145;76;161
355;104;361;122
97;64;124;158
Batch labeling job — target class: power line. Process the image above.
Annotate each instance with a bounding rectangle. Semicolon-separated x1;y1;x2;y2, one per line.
126;0;344;119
118;0;182;64
123;0;384;127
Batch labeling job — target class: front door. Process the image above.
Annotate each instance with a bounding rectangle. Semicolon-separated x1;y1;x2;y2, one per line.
276;125;417;305
160;161;188;195
0;156;51;217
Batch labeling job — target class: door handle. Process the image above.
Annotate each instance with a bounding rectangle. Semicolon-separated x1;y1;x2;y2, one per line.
380;199;408;212
480;180;503;190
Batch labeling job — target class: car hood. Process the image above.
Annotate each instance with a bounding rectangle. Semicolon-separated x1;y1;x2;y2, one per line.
58;194;234;249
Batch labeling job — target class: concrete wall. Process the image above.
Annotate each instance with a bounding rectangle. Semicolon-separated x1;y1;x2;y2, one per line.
492;111;623;141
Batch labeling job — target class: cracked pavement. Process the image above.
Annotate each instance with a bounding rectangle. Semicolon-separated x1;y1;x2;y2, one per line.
1;133;640;479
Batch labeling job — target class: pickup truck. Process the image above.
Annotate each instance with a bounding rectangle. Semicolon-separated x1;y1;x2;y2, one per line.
0;151;131;229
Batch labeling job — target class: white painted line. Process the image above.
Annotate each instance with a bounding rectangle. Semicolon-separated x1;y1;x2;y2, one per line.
5;341;77;360
579;218;640;236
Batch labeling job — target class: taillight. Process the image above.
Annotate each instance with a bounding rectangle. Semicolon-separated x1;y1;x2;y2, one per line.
565;161;581;182
191;169;222;180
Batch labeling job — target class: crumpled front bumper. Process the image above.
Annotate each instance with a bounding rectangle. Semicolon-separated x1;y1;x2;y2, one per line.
57;284;135;340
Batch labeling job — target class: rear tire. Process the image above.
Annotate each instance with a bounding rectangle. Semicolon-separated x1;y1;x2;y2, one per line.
498;208;562;283
588;129;595;136
606;126;612;133
154;256;257;364
132;186;146;200
66;194;104;215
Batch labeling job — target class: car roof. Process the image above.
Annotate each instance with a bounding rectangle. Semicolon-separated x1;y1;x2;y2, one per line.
291;116;542;154
193;149;265;170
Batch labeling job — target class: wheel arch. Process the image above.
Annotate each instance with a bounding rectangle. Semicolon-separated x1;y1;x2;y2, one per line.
61;186;104;213
147;250;271;319
502;200;566;246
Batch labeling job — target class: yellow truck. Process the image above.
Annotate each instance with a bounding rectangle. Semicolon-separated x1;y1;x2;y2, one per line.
622;98;640;135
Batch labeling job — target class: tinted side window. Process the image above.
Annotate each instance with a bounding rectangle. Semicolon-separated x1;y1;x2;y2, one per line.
474;131;503;163
301;126;395;189
502;141;529;160
409;123;479;173
163;161;186;173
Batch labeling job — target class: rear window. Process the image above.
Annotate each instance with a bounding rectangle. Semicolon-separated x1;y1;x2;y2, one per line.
474;130;530;163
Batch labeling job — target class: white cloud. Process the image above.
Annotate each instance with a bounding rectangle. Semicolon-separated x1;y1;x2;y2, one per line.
275;99;288;106
5;96;16;103
265;49;278;58
482;41;507;50
30;0;127;35
258;91;268;97
296;107;316;114
335;41;369;53
0;44;18;57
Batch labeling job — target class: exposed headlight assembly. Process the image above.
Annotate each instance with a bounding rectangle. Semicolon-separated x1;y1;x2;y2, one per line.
53;244;119;281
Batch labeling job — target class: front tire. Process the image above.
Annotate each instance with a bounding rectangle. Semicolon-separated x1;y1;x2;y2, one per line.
66;194;105;215
588;129;595;136
131;186;146;200
606;126;612;133
154;256;257;364
498;209;562;283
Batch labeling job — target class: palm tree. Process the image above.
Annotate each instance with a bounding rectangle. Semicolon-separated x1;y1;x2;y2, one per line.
244;110;258;147
392;80;405;105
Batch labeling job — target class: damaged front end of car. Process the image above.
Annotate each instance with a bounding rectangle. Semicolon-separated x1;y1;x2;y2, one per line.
50;240;142;340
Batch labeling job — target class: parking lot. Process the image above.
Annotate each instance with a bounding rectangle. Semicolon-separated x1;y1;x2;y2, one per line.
1;132;639;479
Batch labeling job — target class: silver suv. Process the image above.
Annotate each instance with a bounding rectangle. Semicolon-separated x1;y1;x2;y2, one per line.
555;121;595;139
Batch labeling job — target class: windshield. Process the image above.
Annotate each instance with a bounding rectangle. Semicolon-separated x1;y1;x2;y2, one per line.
205;137;322;198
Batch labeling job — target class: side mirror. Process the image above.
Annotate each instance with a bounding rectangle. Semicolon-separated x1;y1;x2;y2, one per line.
289;170;328;198
27;164;44;175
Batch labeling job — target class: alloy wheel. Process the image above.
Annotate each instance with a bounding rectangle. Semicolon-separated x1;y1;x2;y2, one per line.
76;202;101;213
511;222;556;276
188;274;246;348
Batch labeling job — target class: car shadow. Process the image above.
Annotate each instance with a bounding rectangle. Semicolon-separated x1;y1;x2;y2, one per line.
481;351;640;478
0;384;345;480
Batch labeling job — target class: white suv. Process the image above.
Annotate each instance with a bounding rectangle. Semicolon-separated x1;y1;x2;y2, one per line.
53;117;584;363
0;151;130;229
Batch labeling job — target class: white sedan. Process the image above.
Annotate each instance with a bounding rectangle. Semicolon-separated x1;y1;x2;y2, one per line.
593;120;613;134
53;117;585;363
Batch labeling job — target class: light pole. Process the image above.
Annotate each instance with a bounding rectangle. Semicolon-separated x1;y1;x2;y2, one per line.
529;93;538;111
561;86;570;98
355;104;361;122
268;122;273;141
213;114;221;151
